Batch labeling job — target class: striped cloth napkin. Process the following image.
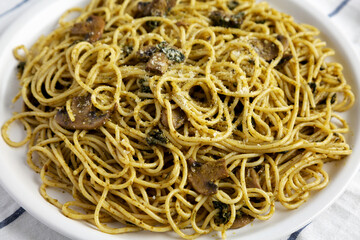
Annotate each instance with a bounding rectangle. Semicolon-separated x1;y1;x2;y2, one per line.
1;0;360;239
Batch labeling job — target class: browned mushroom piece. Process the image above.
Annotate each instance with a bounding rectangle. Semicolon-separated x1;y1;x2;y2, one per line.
230;213;255;229
146;52;169;75
175;20;189;27
70;15;105;43
150;0;168;16
55;95;111;130
135;0;177;18
136;2;152;18
187;158;229;195
209;10;244;28
246;168;262;189
250;38;278;61
167;0;177;10
161;107;185;129
276;35;292;66
250;34;290;61
276;34;289;51
277;53;293;67
136;42;185;74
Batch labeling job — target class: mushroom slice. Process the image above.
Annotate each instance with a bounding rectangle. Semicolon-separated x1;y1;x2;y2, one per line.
161;107;185;129
230;212;255;229
149;0;168;16
188;158;229;195
71;15;105;43
277;53;293;67
167;0;177;10
276;34;289;52
209;10;244;28
136;1;152;18
250;34;289;61
250;38;278;61
137;42;185;74
135;0;177;18
246;168;262;189
55;95;111;130
146;52;169;75
175;21;189;27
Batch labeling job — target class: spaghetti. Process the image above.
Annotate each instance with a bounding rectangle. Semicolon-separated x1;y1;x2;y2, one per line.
1;0;355;238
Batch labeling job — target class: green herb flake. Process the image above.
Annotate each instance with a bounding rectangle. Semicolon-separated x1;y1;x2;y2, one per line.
139;78;152;93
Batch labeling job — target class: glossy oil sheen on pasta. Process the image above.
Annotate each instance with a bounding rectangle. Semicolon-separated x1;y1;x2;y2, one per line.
1;0;355;239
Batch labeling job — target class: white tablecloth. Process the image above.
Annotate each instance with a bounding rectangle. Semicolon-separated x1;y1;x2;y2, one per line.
1;0;360;239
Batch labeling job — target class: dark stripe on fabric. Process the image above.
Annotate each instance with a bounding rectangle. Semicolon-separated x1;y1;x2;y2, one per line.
0;207;26;229
328;0;350;17
0;0;29;18
287;223;310;240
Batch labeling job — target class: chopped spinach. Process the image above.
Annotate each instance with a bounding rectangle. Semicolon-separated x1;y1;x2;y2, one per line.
123;45;133;57
162;47;185;62
146;129;169;145
156;41;168;50
138;78;152;93
146;20;161;31
157;41;185;63
213;201;231;224
141;85;152;93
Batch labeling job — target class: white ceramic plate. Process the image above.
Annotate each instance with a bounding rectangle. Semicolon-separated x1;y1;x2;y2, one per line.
0;0;359;239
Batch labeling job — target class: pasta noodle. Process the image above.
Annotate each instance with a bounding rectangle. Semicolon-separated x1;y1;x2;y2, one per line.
1;0;355;238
